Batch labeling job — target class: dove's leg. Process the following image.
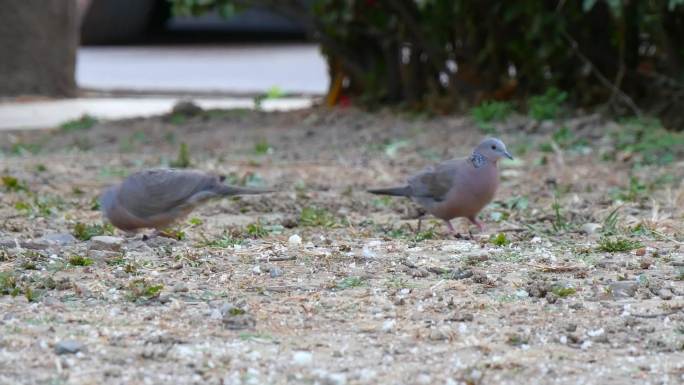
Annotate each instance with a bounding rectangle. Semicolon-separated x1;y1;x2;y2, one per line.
468;217;485;232
444;220;456;234
417;218;422;233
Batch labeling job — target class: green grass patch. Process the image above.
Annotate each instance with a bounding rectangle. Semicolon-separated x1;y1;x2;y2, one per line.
612;117;684;165
170;142;191;168
300;206;338;227
597;237;642;252
2;175;28;192
68;255;93;267
490;233;510;246
471;100;512;133
528;87;567;120
253;139;272;155
127;279;163;301
551;285;576;297
413;229;436;242
336;276;365;289
60;114;97;132
201;234;245;248
0;271;20;296
72;222;114;241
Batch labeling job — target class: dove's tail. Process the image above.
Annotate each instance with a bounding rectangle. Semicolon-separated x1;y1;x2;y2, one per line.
216;185;274;196
367;186;413;197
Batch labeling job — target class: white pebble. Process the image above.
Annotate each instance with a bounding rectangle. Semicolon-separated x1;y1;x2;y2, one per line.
288;234;302;245
382;319;396;333
292;351;312;366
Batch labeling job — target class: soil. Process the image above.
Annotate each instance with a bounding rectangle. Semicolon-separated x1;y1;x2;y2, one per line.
1;107;683;385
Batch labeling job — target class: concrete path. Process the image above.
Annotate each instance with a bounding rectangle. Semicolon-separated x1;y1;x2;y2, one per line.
0;97;313;130
76;44;329;94
0;44;326;130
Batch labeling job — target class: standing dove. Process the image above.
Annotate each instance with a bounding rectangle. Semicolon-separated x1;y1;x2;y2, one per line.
100;168;271;232
368;138;512;235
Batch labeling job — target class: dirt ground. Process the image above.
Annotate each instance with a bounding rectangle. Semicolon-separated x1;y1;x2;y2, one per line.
1;107;683;385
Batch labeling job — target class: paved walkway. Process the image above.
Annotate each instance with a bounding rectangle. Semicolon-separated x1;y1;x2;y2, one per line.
0;44;327;130
76;44;329;94
0;97;313;130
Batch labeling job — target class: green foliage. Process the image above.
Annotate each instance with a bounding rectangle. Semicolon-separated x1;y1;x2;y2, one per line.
253;139;272;155
471;101;512;132
300;206;337;227
336;276;365;289
60;114;97;132
601;207;621;235
170;142;191;168
14;194;64;217
597;237;642;252
0;271;19;296
528;88;567;121
245;222;269;238
72;222;114;241
414;229;436;242
612;118;684;165
551;285;576;297
610;176;647;202
202;234;245;248
168;1;684;125
551;195;568;233
127;279;163;301
2;175;28;192
490;233;510;246
68;255;93;267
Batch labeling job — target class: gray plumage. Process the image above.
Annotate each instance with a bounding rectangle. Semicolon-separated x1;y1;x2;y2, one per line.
368;138;513;234
100;168;271;231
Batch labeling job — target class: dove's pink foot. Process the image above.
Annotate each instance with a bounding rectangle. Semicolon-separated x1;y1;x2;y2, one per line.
468;217;485;233
444;220;454;233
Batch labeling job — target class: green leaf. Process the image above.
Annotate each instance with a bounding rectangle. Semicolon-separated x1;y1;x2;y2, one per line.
582;0;598;12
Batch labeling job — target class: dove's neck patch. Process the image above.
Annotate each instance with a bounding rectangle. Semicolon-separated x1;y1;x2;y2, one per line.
470;152;488;168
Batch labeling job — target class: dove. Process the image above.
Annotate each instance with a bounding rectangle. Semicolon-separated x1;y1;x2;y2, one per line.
100;168;271;232
368;138;512;235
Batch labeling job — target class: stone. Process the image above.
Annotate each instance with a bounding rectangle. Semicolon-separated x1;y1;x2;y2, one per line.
581;223;602;235
90;236;123;252
172;283;189;293
39;233;77;246
288;234;302;246
657;288;673;300
269;267;284;278
54;340;83;355
609;281;638;299
292;351;313;366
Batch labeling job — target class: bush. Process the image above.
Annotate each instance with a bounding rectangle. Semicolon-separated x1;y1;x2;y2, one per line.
170;0;684;128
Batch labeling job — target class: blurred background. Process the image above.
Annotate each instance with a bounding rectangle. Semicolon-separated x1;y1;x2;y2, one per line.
2;0;684;130
0;0;327;129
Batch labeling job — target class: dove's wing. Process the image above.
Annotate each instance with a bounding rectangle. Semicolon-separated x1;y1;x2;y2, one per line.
408;159;463;203
117;169;221;219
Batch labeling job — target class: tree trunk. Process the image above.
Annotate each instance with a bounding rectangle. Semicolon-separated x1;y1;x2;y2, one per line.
0;0;79;97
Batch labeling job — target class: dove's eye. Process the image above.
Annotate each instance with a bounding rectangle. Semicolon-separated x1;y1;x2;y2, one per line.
491;145;496;150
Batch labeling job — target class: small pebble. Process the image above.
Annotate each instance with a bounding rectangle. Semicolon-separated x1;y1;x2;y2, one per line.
288;234;302;246
657;288;673;300
581;223;601;235
54;340;83;355
90;236;123;252
292;351;313;366
269;267;284;278
172;283;189;293
382;319;396;333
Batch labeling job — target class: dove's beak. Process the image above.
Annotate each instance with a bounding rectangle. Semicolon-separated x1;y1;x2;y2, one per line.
504;151;513;160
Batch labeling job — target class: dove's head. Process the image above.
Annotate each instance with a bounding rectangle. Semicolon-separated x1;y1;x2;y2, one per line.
475;138;513;161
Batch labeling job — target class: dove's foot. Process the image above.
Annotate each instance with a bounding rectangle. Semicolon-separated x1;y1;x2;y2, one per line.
468;217;485;233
